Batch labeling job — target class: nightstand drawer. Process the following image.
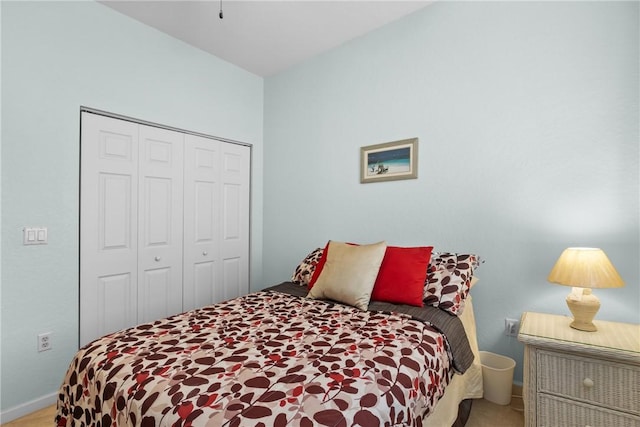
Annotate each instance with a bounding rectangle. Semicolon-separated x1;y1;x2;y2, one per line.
538;394;640;427
537;350;640;415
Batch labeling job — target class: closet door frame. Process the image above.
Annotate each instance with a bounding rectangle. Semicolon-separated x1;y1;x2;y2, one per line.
79;107;252;347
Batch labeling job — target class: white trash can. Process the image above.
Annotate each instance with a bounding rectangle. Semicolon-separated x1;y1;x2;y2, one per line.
479;351;516;405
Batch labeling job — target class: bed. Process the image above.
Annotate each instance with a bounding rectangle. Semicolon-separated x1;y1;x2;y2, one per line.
57;242;482;426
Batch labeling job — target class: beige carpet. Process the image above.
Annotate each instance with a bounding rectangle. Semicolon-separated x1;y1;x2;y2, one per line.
466;397;524;427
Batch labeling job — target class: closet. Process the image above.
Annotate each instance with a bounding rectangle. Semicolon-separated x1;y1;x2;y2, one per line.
80;111;250;346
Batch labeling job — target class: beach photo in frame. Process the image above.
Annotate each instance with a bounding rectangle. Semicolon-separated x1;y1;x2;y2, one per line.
360;138;418;183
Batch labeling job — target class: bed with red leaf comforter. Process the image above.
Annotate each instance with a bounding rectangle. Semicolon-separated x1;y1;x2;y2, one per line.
56;282;474;427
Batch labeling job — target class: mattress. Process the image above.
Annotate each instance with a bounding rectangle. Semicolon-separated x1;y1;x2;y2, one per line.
424;296;483;426
56;282;477;426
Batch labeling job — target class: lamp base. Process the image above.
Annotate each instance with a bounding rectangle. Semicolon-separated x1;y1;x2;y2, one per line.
566;288;600;332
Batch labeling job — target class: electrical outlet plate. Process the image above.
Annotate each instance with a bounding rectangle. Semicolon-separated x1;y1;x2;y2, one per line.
38;332;53;352
505;318;520;337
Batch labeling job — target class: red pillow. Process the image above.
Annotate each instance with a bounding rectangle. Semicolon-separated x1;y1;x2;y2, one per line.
370;246;433;307
308;241;330;289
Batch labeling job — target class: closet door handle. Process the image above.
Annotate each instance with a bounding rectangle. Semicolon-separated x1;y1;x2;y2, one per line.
154;256;161;262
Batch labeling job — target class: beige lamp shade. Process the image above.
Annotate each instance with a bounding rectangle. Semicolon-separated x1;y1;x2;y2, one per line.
548;247;624;332
548;247;625;289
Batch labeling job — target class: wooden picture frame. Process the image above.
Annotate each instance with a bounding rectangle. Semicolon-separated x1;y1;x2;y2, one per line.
360;138;418;183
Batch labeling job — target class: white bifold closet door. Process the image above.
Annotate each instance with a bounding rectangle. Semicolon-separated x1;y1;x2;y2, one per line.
138;124;184;325
182;135;250;311
80;112;250;346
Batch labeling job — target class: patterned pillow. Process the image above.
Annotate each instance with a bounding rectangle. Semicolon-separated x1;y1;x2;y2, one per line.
423;253;481;315
291;247;324;286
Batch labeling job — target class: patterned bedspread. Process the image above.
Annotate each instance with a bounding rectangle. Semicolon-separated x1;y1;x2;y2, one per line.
56;286;466;427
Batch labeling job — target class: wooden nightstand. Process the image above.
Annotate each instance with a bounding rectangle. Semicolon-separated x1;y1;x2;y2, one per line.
518;312;640;427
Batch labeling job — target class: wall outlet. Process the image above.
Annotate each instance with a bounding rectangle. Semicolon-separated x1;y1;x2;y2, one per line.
37;332;53;352
505;318;520;337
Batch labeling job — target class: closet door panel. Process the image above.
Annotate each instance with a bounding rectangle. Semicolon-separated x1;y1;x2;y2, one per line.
138;125;184;323
80;113;139;346
193;261;216;307
220;144;250;300
223;184;241;241
140;267;173;323
97;273;133;337
100;174;133;249
183;134;221;310
222;258;242;301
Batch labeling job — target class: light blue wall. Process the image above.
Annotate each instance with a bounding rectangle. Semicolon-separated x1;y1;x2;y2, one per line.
2;0;638;419
263;1;639;384
0;1;263;417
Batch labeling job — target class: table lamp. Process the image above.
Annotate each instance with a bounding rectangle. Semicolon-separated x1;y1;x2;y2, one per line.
547;247;624;332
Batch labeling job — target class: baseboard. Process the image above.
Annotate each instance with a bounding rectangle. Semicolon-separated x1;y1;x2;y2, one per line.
0;392;57;424
512;382;523;396
511;382;524;413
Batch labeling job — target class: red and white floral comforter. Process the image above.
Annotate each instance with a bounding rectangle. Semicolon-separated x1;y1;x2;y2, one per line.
57;286;461;427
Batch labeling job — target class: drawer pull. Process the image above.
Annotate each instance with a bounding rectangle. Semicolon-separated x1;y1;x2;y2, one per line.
203;251;208;256
583;378;594;388
154;256;161;262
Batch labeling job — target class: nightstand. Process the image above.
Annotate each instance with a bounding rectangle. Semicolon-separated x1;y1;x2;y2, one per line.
518;312;640;427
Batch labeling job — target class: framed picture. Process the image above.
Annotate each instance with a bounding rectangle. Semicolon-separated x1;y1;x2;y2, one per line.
360;137;418;183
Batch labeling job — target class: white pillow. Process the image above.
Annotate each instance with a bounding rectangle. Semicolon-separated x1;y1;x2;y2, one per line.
307;240;387;310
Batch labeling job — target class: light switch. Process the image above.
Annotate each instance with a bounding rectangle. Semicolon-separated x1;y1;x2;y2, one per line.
23;227;48;245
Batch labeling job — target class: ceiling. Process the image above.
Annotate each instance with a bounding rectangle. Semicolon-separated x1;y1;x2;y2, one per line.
100;1;432;77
